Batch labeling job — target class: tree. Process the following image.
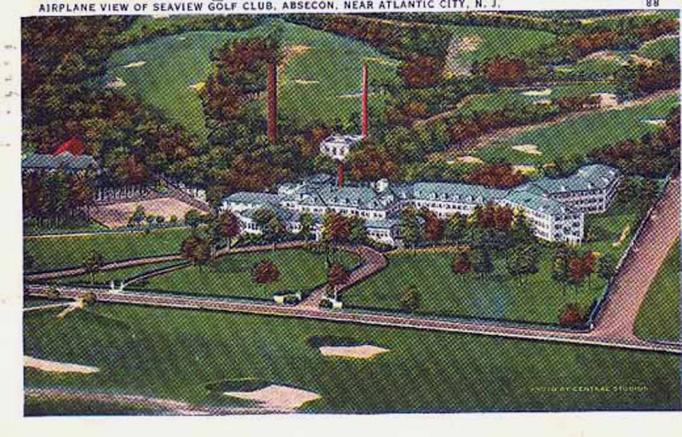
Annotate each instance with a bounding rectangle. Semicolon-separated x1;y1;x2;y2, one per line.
400;286;421;313
215;210;241;250
24;252;35;272
322;212;350;249
180;235;211;267
327;262;350;301
444;213;466;244
506;245;539;285
400;207;423;250
299;211;314;242
597;253;617;281
559;303;585;327
253;207;285;250
83;251;104;285
184;209;202;229
348;216;368;246
252;259;280;284
82;291;97;307
421;209;444;242
470;248;494;278
129;205;146;227
452;248;472;274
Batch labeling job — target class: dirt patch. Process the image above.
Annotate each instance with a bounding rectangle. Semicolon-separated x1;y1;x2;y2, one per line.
56;299;84;319
281;45;311;68
584;50;620;62
511;144;542;155
591;93;618;108
224;385;320;410
319;345;389;359
105;77;126;89
123;61;146;69
89;197;199;228
24;356;99;374
629;54;656;67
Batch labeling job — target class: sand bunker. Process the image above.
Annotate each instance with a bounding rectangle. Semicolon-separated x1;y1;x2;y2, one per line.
89;197;201;228
591;93;618;107
533;99;553;106
512;164;538;175
584;50;620;62
319;345;389;359
123;61;146;69
24;356;99;374
521;88;552;97
363;56;400;66
56;299;84;319
459;36;482;52
105;77;126;89
457;156;484;164
642;118;666;126
292;79;319;85
189;82;206;92
338;92;377;99
612;225;631;247
511;144;542;155
224;385;320;410
629;54;656;67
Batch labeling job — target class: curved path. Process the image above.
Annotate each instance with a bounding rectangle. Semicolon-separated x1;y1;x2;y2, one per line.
24;180;681;355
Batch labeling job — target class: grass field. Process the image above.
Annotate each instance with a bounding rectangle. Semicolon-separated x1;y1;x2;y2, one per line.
458;82;616;116
131;248;360;300
635;240;680;342
24;302;680;414
24;227;191;273
476;92;679;165
637;36;680;61
344;200;641;324
106;19;398;138
52;260;185;287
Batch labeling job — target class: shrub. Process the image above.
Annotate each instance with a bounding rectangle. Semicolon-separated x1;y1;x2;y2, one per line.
82;291;97;306
169;215;178;223
319;299;333;309
252;260;280;284
559;303;585;327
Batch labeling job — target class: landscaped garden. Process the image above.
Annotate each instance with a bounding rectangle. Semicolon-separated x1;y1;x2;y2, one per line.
24;301;680;414
24;227;192;273
120;248;360;300
635;240;680;342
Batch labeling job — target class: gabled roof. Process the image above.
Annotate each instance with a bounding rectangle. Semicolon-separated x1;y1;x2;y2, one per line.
503;188;571;215
22;152;98;171
224;192;281;206
531;164;620;194
412;182;508;204
53;137;86;156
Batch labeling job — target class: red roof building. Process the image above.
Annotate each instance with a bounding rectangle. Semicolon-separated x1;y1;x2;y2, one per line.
53;137;86;156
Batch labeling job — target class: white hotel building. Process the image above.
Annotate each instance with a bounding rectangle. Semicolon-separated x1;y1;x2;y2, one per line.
221;164;622;247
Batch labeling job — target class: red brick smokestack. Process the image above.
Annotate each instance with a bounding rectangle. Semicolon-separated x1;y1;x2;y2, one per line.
267;63;278;144
361;64;368;138
337;161;345;188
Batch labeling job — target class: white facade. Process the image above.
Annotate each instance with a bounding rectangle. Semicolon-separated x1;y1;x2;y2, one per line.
319;135;363;161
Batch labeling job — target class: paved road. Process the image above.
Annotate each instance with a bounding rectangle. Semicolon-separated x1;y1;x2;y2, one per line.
593;177;680;341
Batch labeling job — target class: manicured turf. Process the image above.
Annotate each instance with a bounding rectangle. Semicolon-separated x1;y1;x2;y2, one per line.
25;396;157;416
24;227;192;273
106;20;398;138
458;82;616;116
637;36;680;61
52;260;185;287
136;248;360;300
476;92;679;165
635;240;681;342
345;200;641;324
24;302;680;413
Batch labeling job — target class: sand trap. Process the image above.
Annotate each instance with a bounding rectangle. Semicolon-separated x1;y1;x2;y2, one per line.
457;155;484;164
24;356;99;374
642;118;666;126
521;88;552;97
612;225;631;247
338;92;377;99
123;61;146;69
56;299;84;319
292;79;319;85
584;50;620;62
533;99;553;106
591;93;618;107
555;66;574;73
189;82;205;92
89;197;201;228
512;164;538;175
511;144;542;155
105;77;126;89
319;345;389;359
178;36;187;41
629;54;656;67
224;385;320;410
363;56;400;66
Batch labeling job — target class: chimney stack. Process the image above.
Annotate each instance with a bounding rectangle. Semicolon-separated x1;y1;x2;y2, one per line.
336;161;345;188
361;64;368;138
267;63;278;144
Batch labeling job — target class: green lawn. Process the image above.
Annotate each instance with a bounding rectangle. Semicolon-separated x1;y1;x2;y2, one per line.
106;19;398;138
134;248;360;300
24;227;192;273
476;92;679;165
24;302;680;414
637;36;680;61
51;260;186;287
635;240;680;342
458;82;616;116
